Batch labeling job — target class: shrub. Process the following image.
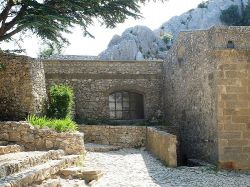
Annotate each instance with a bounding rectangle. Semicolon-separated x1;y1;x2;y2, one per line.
47;85;74;119
27;115;77;132
220;5;242;25
161;32;173;44
198;1;209;8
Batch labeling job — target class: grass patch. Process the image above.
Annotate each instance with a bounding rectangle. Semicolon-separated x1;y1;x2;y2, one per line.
27;115;77;133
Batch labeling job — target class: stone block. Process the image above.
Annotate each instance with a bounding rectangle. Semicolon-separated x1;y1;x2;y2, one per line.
226;86;247;93
243;131;250;139
232;116;249;123
220;132;242;139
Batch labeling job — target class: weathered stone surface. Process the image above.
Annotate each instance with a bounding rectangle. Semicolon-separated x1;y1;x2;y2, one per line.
78;125;146;148
60;167;103;182
43;60;163;119
99;26;167;60
156;0;249;38
0;150;64;178
0;145;23;155
0;122;85;154
0;154;82;187
146;127;177;167
85;143;122;152
79;125;178;166
0;54;47;120
164;26;250;169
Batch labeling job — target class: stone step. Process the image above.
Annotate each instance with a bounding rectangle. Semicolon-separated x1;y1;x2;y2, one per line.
33;177;88;187
0;144;24;155
85;143;122;152
0;150;65;178
0;155;81;187
60;167;103;183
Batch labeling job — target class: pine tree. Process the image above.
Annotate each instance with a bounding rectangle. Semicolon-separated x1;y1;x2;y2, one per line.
0;0;166;43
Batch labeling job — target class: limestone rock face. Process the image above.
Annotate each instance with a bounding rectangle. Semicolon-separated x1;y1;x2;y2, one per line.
99;0;249;61
99;26;167;60
155;0;249;37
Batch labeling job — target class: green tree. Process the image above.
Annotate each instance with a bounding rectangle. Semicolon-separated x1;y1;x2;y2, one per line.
0;0;167;44
220;5;242;26
38;42;64;59
242;4;250;25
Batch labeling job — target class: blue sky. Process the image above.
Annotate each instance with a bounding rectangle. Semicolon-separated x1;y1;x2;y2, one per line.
1;0;203;57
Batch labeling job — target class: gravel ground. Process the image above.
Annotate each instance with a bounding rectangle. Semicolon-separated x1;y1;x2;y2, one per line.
83;148;250;187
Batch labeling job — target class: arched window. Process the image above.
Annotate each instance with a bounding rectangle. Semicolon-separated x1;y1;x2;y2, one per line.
109;91;144;120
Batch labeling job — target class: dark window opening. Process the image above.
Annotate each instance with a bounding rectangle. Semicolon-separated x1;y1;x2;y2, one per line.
109;91;144;120
227;41;235;49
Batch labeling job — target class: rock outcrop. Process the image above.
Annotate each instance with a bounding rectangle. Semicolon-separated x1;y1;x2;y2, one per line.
155;0;249;37
99;26;167;60
99;0;249;60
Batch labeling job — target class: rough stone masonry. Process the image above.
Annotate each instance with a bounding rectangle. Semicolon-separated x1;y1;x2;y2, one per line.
0;26;249;170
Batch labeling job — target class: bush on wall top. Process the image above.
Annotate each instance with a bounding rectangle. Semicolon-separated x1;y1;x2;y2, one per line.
47;84;74;119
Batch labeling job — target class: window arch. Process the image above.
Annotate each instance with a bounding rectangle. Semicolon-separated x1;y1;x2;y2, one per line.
109;91;144;120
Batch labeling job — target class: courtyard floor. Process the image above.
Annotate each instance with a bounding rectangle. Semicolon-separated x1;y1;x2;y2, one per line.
83;148;250;187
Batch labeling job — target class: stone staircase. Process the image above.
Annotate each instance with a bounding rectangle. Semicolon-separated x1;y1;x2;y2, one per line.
0;141;83;187
0;141;24;155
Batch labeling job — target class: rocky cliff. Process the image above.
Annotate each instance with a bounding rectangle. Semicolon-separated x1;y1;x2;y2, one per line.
99;0;249;60
99;26;167;60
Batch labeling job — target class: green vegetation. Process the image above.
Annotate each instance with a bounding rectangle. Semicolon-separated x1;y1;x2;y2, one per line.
198;1;209;8
0;0;168;44
0;63;5;71
161;32;173;45
220;4;250;26
27;84;77;132
220;5;241;26
242;4;250;25
47;85;74;119
27;115;77;132
38;42;65;59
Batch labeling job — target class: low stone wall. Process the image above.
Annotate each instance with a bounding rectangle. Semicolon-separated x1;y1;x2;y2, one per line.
78;125;177;166
0;122;85;154
146;127;177;167
78;125;146;148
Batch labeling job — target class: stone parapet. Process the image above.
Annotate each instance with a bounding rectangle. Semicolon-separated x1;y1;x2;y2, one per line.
0;121;85;154
146;127;177;167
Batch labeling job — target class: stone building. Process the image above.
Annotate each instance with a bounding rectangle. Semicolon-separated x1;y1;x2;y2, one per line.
0;26;249;169
43;60;163;120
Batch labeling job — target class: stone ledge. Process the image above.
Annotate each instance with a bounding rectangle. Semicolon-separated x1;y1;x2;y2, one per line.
0;121;85;154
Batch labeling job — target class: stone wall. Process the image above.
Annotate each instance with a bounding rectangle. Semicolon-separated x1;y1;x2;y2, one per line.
79;125;177;166
216;50;250;170
0;54;46;120
78;125;146;148
0;121;85;154
146;127;177;167
164;29;218;164
43;60;163;120
164;26;250;169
